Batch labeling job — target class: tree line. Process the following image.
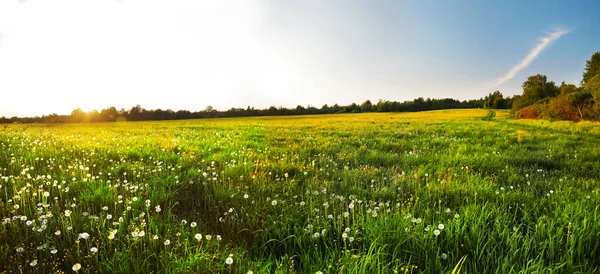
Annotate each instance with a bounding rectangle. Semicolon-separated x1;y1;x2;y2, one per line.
511;51;600;121
4;53;599;124
1;96;503;124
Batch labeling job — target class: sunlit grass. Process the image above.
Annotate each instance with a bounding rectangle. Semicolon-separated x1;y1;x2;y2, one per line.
0;110;599;273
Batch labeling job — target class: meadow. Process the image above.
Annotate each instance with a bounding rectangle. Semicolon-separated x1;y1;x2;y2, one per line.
1;109;599;273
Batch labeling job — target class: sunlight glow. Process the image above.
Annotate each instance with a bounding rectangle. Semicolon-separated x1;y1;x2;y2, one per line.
0;0;305;117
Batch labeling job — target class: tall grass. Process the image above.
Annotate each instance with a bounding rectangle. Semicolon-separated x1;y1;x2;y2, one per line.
0;109;598;273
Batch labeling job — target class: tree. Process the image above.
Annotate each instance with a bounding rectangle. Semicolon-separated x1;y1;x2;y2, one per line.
568;91;594;120
70;108;88;123
559;82;578;94
483;91;508;109
360;100;373;112
513;74;558;110
582;52;600;87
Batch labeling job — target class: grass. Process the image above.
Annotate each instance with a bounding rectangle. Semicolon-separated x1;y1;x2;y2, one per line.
0;109;599;273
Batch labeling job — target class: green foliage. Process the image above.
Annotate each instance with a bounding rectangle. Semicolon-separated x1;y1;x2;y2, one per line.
483;91;510;109
568;91;595;120
1;110;599;273
513;51;600;120
587;74;600;105
513;74;558;111
582;51;600;88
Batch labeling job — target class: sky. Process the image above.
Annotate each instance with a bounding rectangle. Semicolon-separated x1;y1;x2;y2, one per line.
1;0;599;117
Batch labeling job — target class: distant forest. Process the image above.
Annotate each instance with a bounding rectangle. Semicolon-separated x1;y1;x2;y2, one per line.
0;96;509;124
3;51;598;124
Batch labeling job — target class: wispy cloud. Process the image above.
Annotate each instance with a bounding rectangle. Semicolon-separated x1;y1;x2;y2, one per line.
495;28;570;86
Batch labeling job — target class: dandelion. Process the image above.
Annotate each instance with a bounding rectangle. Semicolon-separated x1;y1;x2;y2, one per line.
349;237;355;242
195;233;202;241
300;201;306;206
64;210;71;217
205;235;212;241
50;248;58;254
102;206;109;211
155;205;161;213
90;247;98;253
106;214;113;220
316;271;323;274
343;212;350;218
30;259;37;266
225;256;234;265
441;253;448;260
271;200;277;206
108;233;115;240
43;191;50;197
164;239;171;245
138;231;145;237
438;224;445;230
342;233;348;239
313;232;320;238
434;229;440;236
16;247;24;253
72;263;81;271
78;232;90;240
244;194;249;199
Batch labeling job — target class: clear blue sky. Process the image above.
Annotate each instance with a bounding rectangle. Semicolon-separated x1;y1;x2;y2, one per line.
0;0;599;117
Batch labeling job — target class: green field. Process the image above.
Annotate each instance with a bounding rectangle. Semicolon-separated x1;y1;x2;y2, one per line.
1;109;599;273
